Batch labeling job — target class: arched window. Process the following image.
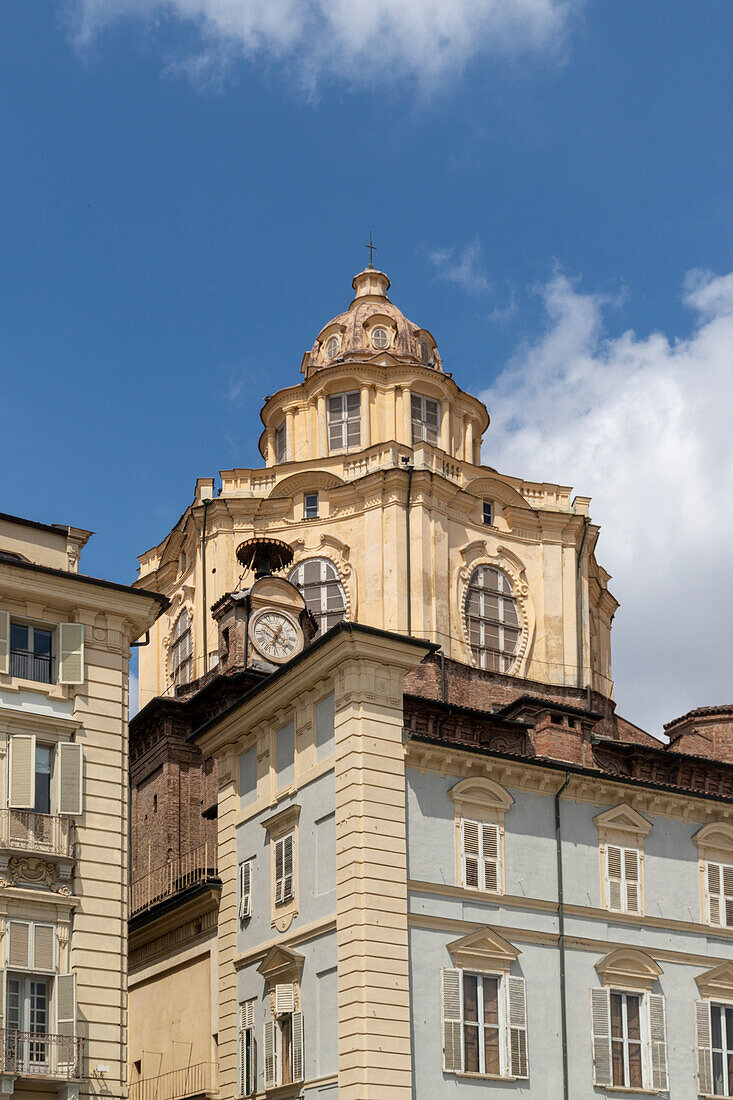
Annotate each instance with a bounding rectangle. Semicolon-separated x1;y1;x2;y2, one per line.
171;609;192;685
289;558;347;635
465;566;520;672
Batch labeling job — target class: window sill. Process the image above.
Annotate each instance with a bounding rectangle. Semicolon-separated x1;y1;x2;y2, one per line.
0;675;67;700
601;1089;661;1096
264;1081;304;1099
451;1072;519;1082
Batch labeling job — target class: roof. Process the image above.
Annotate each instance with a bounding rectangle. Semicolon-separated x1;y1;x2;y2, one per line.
0;511;88;538
497;694;604;722
664;705;733;732
0;554;169;606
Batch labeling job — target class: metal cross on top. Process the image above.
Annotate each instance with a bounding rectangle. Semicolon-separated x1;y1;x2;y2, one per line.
365;232;377;266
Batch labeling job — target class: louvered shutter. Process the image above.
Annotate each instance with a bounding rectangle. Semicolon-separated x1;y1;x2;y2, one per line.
282;833;294;901
708;863;722;924
34;923;55;971
291;1011;304;1081
238;1002;255;1097
239;860;252;920
441;968;463;1073
590;988;612;1086
483;823;500;893
461;820;480;889
695;1000;713;1095
724;865;733;927
57;742;83;815
0;612;9;675
9;734;35;809
237;1022;247;1097
274;838;284;904
8;922;29;969
648;993;668;1090
58;624;84;685
624;848;641;913
57;973;76;1038
606;845;623;910
507;976;529;1078
263;1020;277;1089
274;983;295;1016
0;970;5;1030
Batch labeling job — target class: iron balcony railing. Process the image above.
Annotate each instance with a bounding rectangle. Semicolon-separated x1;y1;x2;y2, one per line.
0;1030;84;1080
9;650;52;684
0;809;73;858
130;843;218;916
129;1062;218;1100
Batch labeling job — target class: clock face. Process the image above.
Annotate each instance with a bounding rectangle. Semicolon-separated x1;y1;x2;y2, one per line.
250;610;302;664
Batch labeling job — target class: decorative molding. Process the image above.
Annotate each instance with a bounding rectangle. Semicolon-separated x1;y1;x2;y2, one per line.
695;961;733;1000
593;803;653;841
261;804;301;838
595;947;662;991
257;944;304;983
693;821;733;857
449;776;515;817
446;925;520;973
455;541;534;678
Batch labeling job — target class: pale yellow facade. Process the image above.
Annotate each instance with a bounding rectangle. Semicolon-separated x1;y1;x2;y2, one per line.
135;265;617;711
0;514;165;1100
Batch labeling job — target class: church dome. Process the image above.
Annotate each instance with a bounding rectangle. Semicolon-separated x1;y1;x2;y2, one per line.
302;266;443;376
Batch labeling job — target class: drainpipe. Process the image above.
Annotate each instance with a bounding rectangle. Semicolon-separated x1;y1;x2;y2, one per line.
555;771;571;1100
576;517;590;688
201;498;209;675
403;459;414;635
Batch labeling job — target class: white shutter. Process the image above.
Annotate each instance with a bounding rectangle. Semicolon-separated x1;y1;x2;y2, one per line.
291;1011;304;1081
57;973;77;1076
263;1020;277;1089
8;734;35;809
724;865;733;927
8;922;29;969
34;923;55;971
507;976;529;1079
282;833;294;901
708;863;722;925
590;987;612;1086
624;848;641;913
482;823;500;893
274;983;295;1016
238;1002;255;1097
461;819;480;889
441;968;463;1073
237;1023;247;1097
695;1000;713;1096
0;611;9;675
0;970;5;1029
274;838;284;904
648;993;668;1091
239;860;252;920
606;845;623;910
57;742;83;815
58;624;84;685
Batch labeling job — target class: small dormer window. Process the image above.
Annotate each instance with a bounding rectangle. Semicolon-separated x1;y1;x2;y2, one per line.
371;327;389;350
326;335;340;360
482;501;493;526
420;340;432;365
304;493;319;520
275;423;287;463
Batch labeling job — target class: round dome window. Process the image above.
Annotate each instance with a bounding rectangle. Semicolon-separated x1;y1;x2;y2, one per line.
371;326;390;350
326;335;340;360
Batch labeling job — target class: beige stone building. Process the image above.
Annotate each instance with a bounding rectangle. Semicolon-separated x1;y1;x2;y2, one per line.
0;512;166;1100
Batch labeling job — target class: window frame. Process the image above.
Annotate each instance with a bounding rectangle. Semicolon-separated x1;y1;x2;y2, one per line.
275;423;287;464
327;391;361;453
411;393;440;446
170;609;193;687
464;564;521;673
441;966;527;1081
325;334;340;360
304;493;319;521
482;500;493;526
239;858;253;921
8;620;54;684
370;326;390;350
460;818;501;894
609;989;646;1089
604;843;642;914
288;558;347;635
710;1001;733;1097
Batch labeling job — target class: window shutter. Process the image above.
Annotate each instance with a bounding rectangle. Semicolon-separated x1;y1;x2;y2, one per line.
8;922;29;969
238;1002;255;1097
34;923;55;971
440;968;463;1073
8;734;35;809
57;973;77;1038
292;1011;304;1081
283;833;294;901
695;1000;713;1096
0;611;9;675
708;863;722;924
724;865;733;927
263;1020;277;1089
0;970;5;1029
274;983;295;1016
606;845;623;910
237;1023;247;1098
58;624;84;685
482;823;500;893
507;976;529;1079
239;860;252;920
57;742;83;815
624;848;641;913
461;819;480;889
648;993;668;1091
274;838;284;904
590;987;612;1086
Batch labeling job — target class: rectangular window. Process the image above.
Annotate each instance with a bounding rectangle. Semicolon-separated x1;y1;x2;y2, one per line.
327;392;361;452
482;500;493;526
9;623;53;684
274;832;295;906
610;992;643;1088
275;423;287;463
461;819;500;892
34;745;54;816
591;988;667;1091
711;1003;733;1096
238;1000;256;1096
463;974;501;1076
304;493;319;520
239;859;253;920
264;997;304;1089
411;394;439;445
605;844;641;913
441;969;527;1079
6;974;50;1066
706;861;733;926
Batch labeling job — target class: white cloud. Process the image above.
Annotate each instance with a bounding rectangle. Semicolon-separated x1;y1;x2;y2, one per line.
67;0;581;90
431;241;492;295
481;270;733;736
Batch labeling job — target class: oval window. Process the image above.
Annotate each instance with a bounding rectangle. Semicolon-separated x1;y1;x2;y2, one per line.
420;341;432;365
465;566;520;673
371;327;389;350
326;335;340;360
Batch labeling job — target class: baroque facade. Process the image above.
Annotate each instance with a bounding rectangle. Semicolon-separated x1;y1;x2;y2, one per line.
0;512;166;1100
128;267;733;1100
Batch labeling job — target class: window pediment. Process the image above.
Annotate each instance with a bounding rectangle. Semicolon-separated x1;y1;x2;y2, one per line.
696;960;733;1000
595;948;662;992
449;776;514;820
593;803;652;841
262;803;301;839
257;945;304;984
693;821;733;858
446;926;520;973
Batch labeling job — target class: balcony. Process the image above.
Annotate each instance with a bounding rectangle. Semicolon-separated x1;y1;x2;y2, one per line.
130;843;218;917
0;809;73;859
0;1030;84;1081
9;650;52;684
130;1062;217;1100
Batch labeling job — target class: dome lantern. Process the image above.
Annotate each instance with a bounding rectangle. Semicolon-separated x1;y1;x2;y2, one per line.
351;267;391;301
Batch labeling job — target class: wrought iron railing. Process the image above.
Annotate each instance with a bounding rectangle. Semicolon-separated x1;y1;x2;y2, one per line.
0;809;73;858
0;1030;83;1080
130;843;218;916
129;1062;217;1100
9;650;52;683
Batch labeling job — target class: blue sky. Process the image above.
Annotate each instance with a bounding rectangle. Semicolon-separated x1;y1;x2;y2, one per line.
3;1;732;730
